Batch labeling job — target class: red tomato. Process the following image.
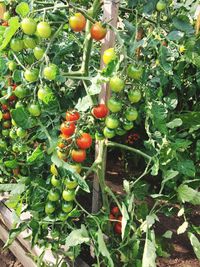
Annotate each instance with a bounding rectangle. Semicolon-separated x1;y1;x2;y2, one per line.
69;13;86;32
71;149;86;163
9;95;17;101
66;111;80;122
2;104;8;111
111;206;120;216
90;22;107;41
114;222;122;234
60;122;76;136
109;213;115;222
3;112;11;120
92;104;108;119
118;215;122;222
76;133;92;149
2;21;8;27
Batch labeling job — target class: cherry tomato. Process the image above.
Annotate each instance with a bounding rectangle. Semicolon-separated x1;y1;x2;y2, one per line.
115;127;126;136
51;175;60;187
7;61;17;71
103;127;115;139
76;133;92;149
128;89;142;103
109;76;124;93
3;11;10;21
71;149;86;163
3;112;11;120
28;103;41;116
109;213;115;222
156;1;166;11
0;139;7;150
103;48;116;65
14;86;27;99
111;206;120;216
95;131;104;140
66;111;80;122
125;108;138;121
3;121;11;129
65;179;78;189
21;18;37;35
45;202;55;214
105;115;119;129
123;120;134;131
62;189;75;201
69;13;86;32
68;163;82;174
9;94;17;101
23;36;37;49
2;104;8;111
10;38;24;52
48;189;60;202
9;129;17;139
90;22;107;41
57;150;67;161
33;46;45;60
127;65;143;80
114;222;122;234
58;212;68;221
37;21;52;38
62;202;73;213
107;98;122;113
24;69;39;82
92;104;108;119
60;122;76;136
43;64;57;81
17;127;27;138
2;129;9;137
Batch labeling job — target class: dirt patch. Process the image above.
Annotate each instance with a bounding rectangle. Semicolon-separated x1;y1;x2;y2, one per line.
0;240;23;267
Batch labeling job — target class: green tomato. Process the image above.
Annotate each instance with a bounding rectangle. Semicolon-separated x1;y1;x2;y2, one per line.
123;120;134;131
115;127;126;136
18;144;29;153
156;1;166;11
17;127;27;138
15;101;24;109
3;11;10;21
64;179;78;190
62;189;75;201
7;61;17;71
51;175;60;187
24;54;35;65
43;64;57;81
28;103;41;117
48;189;60;202
109;76;124;93
33;46;45;60
10;38;24;52
11;118;17;126
58;212;68;221
2;129;9;137
21;18;36;35
24;69;39;82
125;108;138;121
45;202;55;215
128;89;142;103
105;115;119;129
103;127;115;139
9;128;17;139
14;86;28;99
0;139;7;150
127;65;143;80
23;36;37;49
62;202;73;213
36;21;52;38
107;97;122;113
12;143;19;152
37;86;53;103
95;131;104;141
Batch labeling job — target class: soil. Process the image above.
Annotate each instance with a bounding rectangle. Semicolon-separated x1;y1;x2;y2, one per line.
0;240;23;267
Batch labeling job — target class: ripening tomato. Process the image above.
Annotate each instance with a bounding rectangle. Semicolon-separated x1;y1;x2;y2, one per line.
21;18;37;35
128;89;142;103
69;13;86;32
2;104;8;111
62;189;75;201
109;213;115;222
92;104;108;119
103;48;116;65
156;0;166;11
107;97;122;113
127;65;143;80
71;149;86;163
90;22;107;41
37;21;52;38
33;46;45;60
60;122;76;136
109;76;124;93
51;175;60;187
125;108;138;121
114;222;122;234
76;133;92;149
66;111;80;122
3;121;11;129
43;64;57;81
10;38;24;52
111;206;120;216
2;21;9;27
3;112;11;120
24;69;39;82
65;179;78;189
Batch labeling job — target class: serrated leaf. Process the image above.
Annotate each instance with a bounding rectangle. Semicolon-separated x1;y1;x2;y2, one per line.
75;95;93;112
142;238;156;267
4;223;28;249
65;225;89;249
11;107;37;129
173;15;194;34
15;2;30;17
27;146;44;164
167;118;182;129
177;184;200;205
177;221;188;235
177;160;195;177
162;170;179;184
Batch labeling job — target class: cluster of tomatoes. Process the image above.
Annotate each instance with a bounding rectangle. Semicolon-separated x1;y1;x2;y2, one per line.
109;206;122;235
58;111;92;167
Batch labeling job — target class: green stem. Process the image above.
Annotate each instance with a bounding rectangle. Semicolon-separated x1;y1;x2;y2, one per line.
106;141;152;161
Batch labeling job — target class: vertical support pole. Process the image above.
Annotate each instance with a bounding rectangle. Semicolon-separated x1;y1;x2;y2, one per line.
92;0;119;213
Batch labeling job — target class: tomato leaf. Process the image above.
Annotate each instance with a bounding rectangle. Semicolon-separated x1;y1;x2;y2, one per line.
167;31;184;41
177;221;188;235
27;146;44;164
177;184;200;205
11;107;37;129
4;222;28;249
65;225;90;249
142;236;156;267
188;232;200;260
